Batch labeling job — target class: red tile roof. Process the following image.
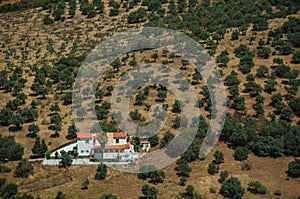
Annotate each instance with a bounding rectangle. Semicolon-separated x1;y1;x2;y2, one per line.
77;133;93;139
113;132;126;138
93;144;131;150
77;133;100;139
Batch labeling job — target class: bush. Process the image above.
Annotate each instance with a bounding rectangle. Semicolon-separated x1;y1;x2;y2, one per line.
176;159;192;177
0;135;24;161
250;136;283;158
160;131;174;148
214;150;224;164
287;159;300;178
59;151;72;168
14;159;33;178
273;189;282;196
210;184;217;193
100;194;117;199
2;166;11;173
55;191;65;199
2;183;18;199
81;179;89;190
179;176;187;186
95;163;107;180
241;160;252;171
208;161;219;175
220;177;245;199
248;181;267;194
219;170;229;183
234;147;249;161
141;184;158;199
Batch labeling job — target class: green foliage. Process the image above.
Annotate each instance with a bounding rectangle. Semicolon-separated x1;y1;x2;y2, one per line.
287;159;300;178
59;151;72;168
275;64;291;78
149;170;165;184
0;135;24;161
172;100;182;113
148;135;159;147
32;136;48;156
284;125;300;156
176;159;192;177
250;136;283;158
130;109;142;121
160;131;174;148
257;47;271;59
292;50;300;63
50;102;60;113
95;163;107;180
111;57;121;71
220;177;245;199
273;189;282;196
213;150;224;164
81;179;89;190
179;176;187;186
256;65;269;78
135;92;147;105
55;191;65;199
234;147;249;161
216;50;230;66
14;159;33;178
183;185;195;198
43;15;54;25
234;44;250;58
219;170;229;183
209;184;217;193
241;160;252;171
208;161;219;175
66;123;78;140
100;194;117;199
225;71;241;87
1;182;18;199
253;17;268;31
260;121;287;138
157;90;167;101
0;108;13;126
27;123;40;137
231;30;239;40
141;184;158;199
239;52;254;74
128;8;147;23
247;181;267;194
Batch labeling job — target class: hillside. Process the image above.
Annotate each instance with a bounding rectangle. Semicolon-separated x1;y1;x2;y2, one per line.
0;0;300;198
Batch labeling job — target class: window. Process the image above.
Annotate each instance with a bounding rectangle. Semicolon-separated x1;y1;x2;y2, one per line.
85;139;89;143
116;138;119;144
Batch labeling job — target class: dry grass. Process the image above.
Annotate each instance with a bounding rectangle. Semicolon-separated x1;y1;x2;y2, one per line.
0;2;299;199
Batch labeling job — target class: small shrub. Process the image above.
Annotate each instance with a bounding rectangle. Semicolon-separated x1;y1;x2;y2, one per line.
234;147;249;161
81;179;89;190
218;170;229;183
248;181;267;194
214;150;224;164
287;159;300;178
220;177;245;199
2;166;12;173
208;161;219;175
179;176;187;186
273;189;282;196
241;160;252;170
14;159;33;178
209;184;217;193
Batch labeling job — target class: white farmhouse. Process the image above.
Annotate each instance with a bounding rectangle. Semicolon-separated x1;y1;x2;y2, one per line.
76;132;135;161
